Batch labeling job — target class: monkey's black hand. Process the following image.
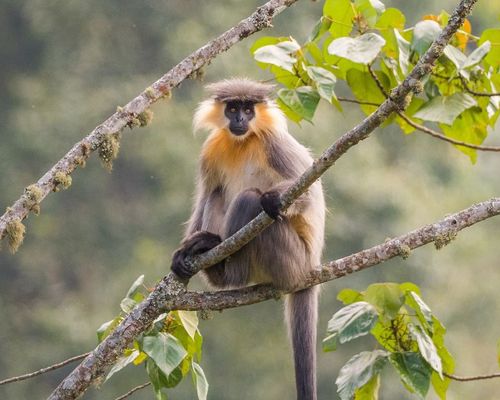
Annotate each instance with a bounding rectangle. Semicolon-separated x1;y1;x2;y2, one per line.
260;190;282;220
171;231;222;280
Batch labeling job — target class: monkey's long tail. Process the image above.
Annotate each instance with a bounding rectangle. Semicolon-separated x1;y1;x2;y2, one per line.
285;286;319;400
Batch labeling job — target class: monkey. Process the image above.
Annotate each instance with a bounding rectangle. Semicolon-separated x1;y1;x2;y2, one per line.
171;78;325;400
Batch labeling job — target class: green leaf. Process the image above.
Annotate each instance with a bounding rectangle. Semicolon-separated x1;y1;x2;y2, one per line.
250;36;283;55
354;374;380;399
364;283;404;319
399;282;421;296
143;333;188;377
406;291;433;329
106;349;140;381
412;20;441;55
390;352;432;399
375;8;405;31
304;41;324;64
413;93;477;125
336;350;389;400
177;310;199;339
431;371;451;400
270;65;301;89
376;9;405;59
443;45;471;80
323;302;378;352
337;288;364;305
162;365;184;388
306;66;337;103
171;320;203;361
346;69;387;114
439;107;488;163
146;359;168;400
96;316;123;343
411;325;443;378
431;316;455;373
354;0;385;27
394;29;410;76
307;17;332;43
192;361;209;400
478;29;500;66
463;41;491;69
125;274;145;298
324;0;355;38
328;33;386;64
278;87;320;122
253;40;300;73
120;297;137;313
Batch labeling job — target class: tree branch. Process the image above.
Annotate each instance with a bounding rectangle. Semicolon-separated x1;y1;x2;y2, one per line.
46;0;479;398
459;75;500;97
445;372;500;382
113;382;151;400
0;0;299;252
337;97;381;107
163;197;500;311
0;353;89;386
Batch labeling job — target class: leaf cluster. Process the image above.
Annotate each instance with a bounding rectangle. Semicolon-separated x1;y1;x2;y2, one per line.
96;275;208;400
323;282;454;399
251;0;500;162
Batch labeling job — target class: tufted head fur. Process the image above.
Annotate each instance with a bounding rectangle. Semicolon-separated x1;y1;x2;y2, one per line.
205;78;275;103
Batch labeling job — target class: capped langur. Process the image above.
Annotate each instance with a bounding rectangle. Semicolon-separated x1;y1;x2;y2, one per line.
171;78;325;400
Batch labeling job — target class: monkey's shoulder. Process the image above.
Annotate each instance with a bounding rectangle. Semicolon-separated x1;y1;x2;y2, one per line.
263;132;313;179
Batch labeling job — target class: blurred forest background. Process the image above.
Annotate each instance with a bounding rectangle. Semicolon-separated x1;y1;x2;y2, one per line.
1;0;500;399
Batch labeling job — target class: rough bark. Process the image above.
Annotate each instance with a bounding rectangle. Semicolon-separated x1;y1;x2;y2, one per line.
0;0;298;246
169;198;500;311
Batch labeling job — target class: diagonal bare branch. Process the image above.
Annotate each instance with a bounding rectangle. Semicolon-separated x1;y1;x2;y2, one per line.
0;353;89;386
0;0;299;252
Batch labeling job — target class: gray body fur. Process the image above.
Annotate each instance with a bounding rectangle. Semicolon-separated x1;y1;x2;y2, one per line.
182;79;325;400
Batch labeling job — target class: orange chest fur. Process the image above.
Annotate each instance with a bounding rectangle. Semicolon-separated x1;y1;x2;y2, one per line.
201;130;278;197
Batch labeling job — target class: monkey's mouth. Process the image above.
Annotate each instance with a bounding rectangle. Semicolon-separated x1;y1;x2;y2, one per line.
229;126;248;136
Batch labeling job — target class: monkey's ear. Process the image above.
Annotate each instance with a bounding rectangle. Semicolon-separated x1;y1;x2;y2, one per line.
193;100;226;133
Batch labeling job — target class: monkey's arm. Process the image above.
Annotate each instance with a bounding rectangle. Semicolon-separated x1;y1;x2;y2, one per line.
172;182;225;280
263;134;316;219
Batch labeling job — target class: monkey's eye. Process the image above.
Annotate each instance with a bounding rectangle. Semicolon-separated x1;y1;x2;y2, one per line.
229;107;237;113
244;108;252;114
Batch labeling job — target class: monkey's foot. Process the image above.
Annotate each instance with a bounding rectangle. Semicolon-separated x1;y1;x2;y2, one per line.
171;231;222;280
260;190;282;220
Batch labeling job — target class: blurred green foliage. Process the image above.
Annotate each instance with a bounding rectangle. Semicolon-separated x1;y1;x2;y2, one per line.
0;1;499;399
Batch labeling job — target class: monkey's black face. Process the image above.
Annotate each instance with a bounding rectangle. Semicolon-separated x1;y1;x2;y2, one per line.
224;100;255;136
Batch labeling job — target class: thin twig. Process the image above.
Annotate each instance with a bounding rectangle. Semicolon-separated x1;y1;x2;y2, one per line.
0;353;89;386
113;382;151;400
460;75;500;97
367;63;388;97
445;372;500;382
397;112;500;152
337;97;381;107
